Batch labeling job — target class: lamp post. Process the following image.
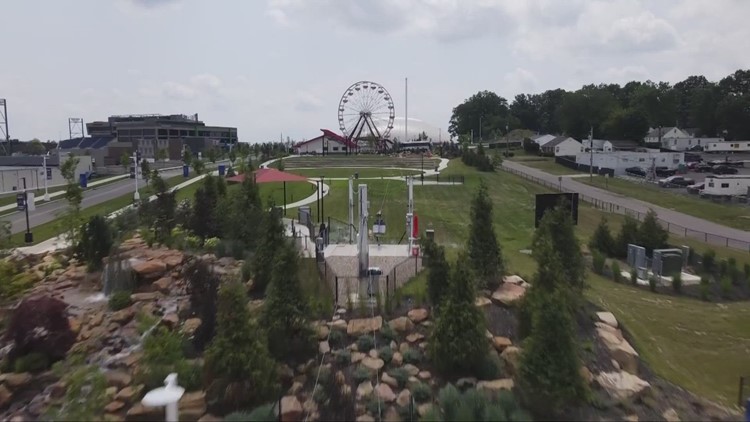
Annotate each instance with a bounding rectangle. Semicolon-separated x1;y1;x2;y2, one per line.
43;152;50;201
21;177;32;244
132;151;140;202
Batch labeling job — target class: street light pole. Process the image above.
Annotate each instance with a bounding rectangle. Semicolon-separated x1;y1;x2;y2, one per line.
43;152;50;201
133;151;140;202
21;177;32;243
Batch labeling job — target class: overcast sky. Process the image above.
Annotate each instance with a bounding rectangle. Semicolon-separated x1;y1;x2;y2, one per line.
1;0;748;143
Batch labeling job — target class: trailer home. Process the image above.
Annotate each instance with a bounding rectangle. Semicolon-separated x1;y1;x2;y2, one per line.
704;141;750;153
702;175;750;197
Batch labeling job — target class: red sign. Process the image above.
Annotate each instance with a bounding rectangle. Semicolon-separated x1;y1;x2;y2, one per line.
413;214;419;237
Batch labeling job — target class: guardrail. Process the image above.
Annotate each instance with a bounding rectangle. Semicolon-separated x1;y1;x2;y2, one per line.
502;165;750;252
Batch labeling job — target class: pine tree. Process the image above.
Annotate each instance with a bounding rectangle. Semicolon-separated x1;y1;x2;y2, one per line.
190;175;224;240
637;209;668;257
532;203;585;292
430;252;487;376
467;180;504;289
518;286;585;414
251;209;285;293
220;175;264;250
589;217;615;257
204;281;279;413
615;215;639;258
261;240;315;361
423;238;451;310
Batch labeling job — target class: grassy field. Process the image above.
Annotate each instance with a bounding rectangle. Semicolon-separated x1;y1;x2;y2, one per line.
174;178;317;209
293;159;749;407
0;176;126;208
288;168;421;179
8;175;194;247
581;175;750;231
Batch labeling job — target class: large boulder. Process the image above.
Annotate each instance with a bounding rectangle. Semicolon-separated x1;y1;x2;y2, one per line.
492;336;512;352
477;379;514;394
0;385;12;407
595;326;639;375
111;308;135;325
396;389;411;408
280;395;302;422
491;283;526;307
361;357;385;374
181;318;202;336
0;373;32;390
179;391;207;421
595;371;651;401
356;381;374;401
115;385;143;404
381;372;399;389
131;260;167;280
500;346;522;376
407;309;429;324
388;317;414;333
376;383;396;403
105;371;132;389
347;317;382;337
152;277;172;294
130;292;161;302
126;403;163;421
596;312;619;328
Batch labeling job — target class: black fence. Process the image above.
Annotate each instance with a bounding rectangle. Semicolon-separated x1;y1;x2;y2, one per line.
556;156;615;177
421;174;465;185
503;165;750;252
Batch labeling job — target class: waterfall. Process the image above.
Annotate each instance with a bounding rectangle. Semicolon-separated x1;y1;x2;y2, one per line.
102;255;137;296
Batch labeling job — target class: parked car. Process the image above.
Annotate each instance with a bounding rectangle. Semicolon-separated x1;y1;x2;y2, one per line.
687;182;705;194
659;176;695;187
712;165;739;175
687;145;704;152
694;164;714;172
625;166;646;177
655;167;677;177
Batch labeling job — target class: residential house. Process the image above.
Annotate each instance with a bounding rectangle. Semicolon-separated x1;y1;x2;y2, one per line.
533;134;557;147
645;126;724;151
540;137;583;156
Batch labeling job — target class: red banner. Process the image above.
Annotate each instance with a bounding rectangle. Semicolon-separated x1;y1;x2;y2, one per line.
413;214;419;237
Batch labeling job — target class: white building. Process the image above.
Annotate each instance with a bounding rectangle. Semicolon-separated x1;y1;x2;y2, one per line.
533;134;557;147
539;137;583;156
703;175;750;197
575;151;684;176
293;129;356;155
0;154;94;194
582;139;640;152
704;141;750;153
645;127;724;151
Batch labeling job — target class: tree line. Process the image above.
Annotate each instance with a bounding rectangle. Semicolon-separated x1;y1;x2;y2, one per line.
449;69;750;143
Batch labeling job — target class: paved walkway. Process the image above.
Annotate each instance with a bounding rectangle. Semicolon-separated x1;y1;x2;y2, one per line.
502;160;750;250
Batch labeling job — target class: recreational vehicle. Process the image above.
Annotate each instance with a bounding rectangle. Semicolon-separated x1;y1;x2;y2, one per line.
701;175;750;197
704;141;750;153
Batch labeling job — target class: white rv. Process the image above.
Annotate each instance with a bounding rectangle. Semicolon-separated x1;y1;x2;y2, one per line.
704;141;750;153
702;175;750;197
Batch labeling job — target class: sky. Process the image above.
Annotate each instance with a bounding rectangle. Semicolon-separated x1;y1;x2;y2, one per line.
1;0;749;143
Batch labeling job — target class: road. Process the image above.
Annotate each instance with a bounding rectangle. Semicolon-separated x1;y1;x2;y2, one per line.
502;160;750;251
3;169;182;235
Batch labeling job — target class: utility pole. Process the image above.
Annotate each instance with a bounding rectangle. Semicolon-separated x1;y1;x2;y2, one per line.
133;150;140;202
406;176;414;255
358;184;369;277
348;176;354;244
405;77;408;144
21;177;32;243
588;126;594;182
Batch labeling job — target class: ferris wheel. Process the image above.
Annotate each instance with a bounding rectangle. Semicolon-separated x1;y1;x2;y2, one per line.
338;81;395;148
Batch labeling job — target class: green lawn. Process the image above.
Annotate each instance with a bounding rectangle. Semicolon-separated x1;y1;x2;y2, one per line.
0;176;125;208
174;178;318;210
288;168;421;179
581;175;750;231
9;175;194;247
509;156;582;175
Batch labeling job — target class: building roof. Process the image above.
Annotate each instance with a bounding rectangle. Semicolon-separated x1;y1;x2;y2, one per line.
534;134;557;146
608;140;641;149
58;136;115;150
295;129;357;149
541;136;568;149
0;156;59;167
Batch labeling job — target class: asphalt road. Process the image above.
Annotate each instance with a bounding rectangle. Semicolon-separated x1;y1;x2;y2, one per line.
4;169;182;235
502;160;750;250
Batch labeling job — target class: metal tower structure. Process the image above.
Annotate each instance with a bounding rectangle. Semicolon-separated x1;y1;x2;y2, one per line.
68;118;85;139
0;99;9;155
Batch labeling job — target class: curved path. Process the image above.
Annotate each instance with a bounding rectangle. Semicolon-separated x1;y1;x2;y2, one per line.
502;160;750;251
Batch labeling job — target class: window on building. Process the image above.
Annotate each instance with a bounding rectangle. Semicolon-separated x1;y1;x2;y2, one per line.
332;146;339;151
708;182;714;187
639;158;645;162
158;129;168;136
143;129;155;136
169;129;178;136
721;183;729;188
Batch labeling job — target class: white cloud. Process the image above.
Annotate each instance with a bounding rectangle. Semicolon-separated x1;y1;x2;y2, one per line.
162;81;196;100
295;91;323;112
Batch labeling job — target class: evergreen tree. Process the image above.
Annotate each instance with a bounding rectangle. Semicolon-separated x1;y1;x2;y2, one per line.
430;252;487;376
467;180;504;289
589;217;615;257
637;209;669;257
251;208;285;293
615;215;639;258
76;214;113;272
204;281;279;413
190;175;223;240
518;286;585;415
220;175;264;250
532;203;585;292
261;240;315;361
423;238;451;310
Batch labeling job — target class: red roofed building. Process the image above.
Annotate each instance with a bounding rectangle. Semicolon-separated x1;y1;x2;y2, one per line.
293;129;357;155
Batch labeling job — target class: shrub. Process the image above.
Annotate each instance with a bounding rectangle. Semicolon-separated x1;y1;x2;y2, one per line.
388;367;410;388
357;335;375;352
108;291;132;311
591;250;606;275
353;366;371;384
412;382;432;403
649;276;658;292
611;261;621;283
365;397;384;420
6;296;75;366
671;272;682;293
137;326;202;391
589;217;615;257
720;276;732;299
637;209;668;257
334;349;351;366
422;238;451;309
467;181;504;288
184;259;219;351
241;257;253;284
700;277;710;301
437;384;462;421
329;329;345;348
615;216;639;258
402;347;422;364
702;249;716;273
377;346;393;363
224;403;276;421
380;324;398;343
13;352;49;373
719;259;729;278
630;269;638;285
475;352;504;380
44;358;107;421
0;261;37;299
75;214;114;272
